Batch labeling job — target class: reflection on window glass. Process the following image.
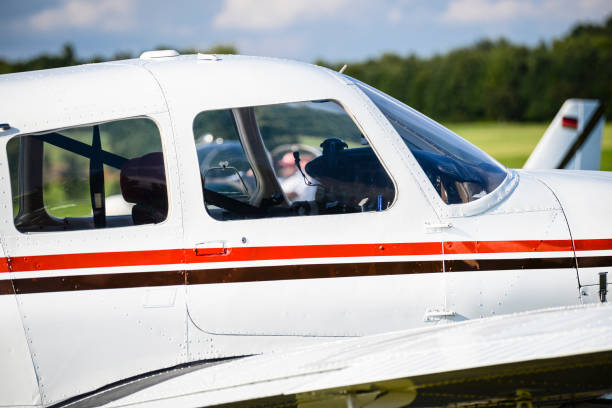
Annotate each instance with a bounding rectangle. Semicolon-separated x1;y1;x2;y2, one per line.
7;118;167;232
192;100;395;221
193;109;256;197
353;79;508;205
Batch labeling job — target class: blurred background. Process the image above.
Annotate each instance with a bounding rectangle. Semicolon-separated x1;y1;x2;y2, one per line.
1;0;611;169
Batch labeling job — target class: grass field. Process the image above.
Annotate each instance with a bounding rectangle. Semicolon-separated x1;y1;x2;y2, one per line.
444;122;612;171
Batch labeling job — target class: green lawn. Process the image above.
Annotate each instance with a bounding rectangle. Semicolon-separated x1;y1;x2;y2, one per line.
444;122;612;171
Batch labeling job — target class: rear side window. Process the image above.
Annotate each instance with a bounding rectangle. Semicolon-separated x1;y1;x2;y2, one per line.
192;100;395;221
7;118;167;232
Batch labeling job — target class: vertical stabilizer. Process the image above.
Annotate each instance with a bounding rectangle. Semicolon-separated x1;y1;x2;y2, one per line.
524;99;604;170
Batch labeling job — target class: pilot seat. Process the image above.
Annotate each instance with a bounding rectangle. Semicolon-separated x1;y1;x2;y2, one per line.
120;152;168;225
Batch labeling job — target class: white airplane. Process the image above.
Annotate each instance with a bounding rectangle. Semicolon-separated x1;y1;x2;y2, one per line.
0;50;611;408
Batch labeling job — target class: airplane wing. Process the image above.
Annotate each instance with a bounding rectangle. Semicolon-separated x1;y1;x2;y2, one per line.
63;303;612;408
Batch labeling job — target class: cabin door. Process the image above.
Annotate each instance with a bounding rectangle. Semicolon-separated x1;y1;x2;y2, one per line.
0;112;187;405
178;96;445;356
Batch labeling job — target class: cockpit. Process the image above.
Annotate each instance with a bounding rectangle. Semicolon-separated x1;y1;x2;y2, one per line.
194;85;509;223
6;80;510;233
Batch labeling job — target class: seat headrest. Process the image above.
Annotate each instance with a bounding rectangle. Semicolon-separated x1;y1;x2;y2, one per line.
120;152;167;207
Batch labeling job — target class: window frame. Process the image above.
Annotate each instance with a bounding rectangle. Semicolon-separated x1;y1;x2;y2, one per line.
191;98;399;223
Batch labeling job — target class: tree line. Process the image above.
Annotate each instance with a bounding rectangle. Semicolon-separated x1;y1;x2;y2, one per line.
2;16;610;122
318;15;612;122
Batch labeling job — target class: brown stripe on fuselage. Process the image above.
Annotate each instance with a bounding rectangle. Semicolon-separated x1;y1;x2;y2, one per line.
187;260;442;285
5;256;592;295
446;257;576;272
576;256;612;268
10;261;443;294
12;270;185;294
0;279;15;295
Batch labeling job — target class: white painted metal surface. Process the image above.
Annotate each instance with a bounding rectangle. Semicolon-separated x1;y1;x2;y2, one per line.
529;170;612;290
0;62;166;135
100;303;612;407
442;171;579;321
0;246;40;407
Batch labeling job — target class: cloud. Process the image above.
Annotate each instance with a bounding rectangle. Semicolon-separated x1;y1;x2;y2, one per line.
441;0;612;24
233;34;308;58
386;7;404;24
27;0;136;32
213;0;351;30
578;0;612;12
441;0;534;23
384;2;438;26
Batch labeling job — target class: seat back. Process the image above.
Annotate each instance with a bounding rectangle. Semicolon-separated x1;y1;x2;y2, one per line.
120;152;168;225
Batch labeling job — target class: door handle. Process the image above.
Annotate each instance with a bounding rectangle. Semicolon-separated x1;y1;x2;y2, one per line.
195;241;227;256
424;222;452;233
423;308;456;322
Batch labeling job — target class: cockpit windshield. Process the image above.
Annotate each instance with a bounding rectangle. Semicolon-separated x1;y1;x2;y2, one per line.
353;79;508;205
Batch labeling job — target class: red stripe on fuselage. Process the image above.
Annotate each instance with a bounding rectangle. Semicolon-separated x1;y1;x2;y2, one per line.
0;238;609;273
444;239;574;254
2;243;441;272
184;242;442;265
6;249;184;272
574;238;612;252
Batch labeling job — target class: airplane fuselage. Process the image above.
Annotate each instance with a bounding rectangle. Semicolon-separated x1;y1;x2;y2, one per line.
0;53;610;407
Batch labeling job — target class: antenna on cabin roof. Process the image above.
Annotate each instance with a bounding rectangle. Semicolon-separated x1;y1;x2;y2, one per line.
139;49;179;60
338;64;347;74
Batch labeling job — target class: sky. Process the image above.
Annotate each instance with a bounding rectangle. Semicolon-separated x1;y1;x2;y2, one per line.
1;0;612;63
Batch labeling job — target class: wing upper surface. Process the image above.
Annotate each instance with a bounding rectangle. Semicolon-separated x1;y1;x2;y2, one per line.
90;303;612;408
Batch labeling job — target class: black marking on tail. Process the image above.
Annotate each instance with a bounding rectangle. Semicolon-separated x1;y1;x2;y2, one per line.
557;103;605;169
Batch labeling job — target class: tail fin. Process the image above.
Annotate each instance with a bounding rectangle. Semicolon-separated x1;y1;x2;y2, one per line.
524;99;605;170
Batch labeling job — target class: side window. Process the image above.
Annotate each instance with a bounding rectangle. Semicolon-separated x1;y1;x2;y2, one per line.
192;100;395;221
7;118;168;232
